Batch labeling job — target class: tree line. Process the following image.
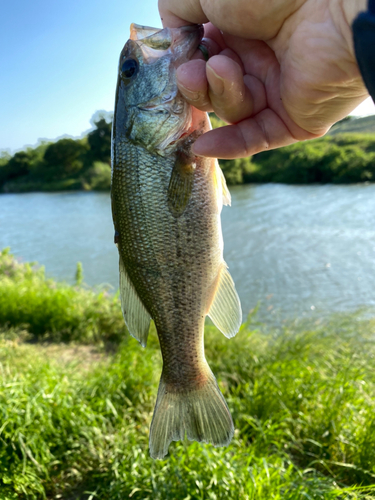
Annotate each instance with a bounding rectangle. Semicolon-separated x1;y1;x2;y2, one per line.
210;114;375;185
0;112;112;193
1;112;375;193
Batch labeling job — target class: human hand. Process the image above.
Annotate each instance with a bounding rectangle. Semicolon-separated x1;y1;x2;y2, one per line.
159;0;369;158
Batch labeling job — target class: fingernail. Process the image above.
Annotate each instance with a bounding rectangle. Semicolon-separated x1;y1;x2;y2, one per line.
178;83;200;101
206;64;224;96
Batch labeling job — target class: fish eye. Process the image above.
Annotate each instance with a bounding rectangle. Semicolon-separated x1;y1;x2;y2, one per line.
121;58;138;79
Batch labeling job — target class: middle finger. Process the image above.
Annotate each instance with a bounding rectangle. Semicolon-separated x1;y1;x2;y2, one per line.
207;54;255;124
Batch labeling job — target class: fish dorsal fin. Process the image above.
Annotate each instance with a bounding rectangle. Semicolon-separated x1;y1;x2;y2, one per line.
119;257;151;347
207;263;242;338
218;162;231;207
168;151;195;217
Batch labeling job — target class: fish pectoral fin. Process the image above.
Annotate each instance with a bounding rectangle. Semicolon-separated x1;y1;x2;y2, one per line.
119;257;151;347
168;151;195;217
207;263;242;339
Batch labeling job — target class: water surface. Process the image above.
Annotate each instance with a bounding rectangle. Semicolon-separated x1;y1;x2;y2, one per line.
1;184;375;322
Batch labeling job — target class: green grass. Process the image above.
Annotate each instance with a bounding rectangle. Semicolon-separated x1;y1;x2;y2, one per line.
1;250;375;499
0;248;125;344
1;317;375;499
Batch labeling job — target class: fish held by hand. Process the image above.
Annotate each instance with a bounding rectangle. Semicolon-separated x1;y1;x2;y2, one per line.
111;23;242;460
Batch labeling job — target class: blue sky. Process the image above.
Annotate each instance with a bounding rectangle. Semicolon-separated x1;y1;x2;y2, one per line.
1;0;374;153
0;0;161;152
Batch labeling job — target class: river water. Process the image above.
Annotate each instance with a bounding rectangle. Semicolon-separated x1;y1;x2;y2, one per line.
1;184;375;323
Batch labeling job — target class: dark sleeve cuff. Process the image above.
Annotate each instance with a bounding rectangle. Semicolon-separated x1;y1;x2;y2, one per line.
352;0;375;102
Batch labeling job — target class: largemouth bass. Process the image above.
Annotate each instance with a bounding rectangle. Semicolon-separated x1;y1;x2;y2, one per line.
111;23;242;460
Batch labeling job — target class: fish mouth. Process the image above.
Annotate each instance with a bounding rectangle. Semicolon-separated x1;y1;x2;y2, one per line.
129;23;204;62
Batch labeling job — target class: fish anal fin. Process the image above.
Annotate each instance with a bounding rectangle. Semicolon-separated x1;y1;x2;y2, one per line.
149;368;234;459
207;263;242;338
119;257;151;347
168;150;195;217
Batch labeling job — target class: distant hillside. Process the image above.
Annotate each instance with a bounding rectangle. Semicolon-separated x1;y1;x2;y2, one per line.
328;115;375;135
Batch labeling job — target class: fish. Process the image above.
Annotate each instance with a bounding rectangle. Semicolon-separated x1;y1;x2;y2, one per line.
111;23;242;460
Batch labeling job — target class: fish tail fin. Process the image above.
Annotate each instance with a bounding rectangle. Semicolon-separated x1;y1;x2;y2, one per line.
149;369;234;460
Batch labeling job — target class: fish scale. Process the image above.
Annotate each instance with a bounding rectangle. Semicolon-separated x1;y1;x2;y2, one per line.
111;23;242;459
113;135;219;375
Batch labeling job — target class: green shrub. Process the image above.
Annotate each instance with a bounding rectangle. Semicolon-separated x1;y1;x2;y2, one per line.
0;249;125;343
82;161;111;190
87;112;112;164
42;138;88;178
250;135;375;184
219;157;254;185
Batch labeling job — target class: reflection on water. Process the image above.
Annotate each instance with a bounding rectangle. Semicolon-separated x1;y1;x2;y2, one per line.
1;184;375;323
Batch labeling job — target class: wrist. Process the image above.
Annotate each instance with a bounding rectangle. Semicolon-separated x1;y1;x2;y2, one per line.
341;0;368;24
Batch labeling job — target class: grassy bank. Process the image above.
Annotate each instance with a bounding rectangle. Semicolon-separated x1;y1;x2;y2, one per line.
2;316;375;499
1;251;375;499
0;248;125;344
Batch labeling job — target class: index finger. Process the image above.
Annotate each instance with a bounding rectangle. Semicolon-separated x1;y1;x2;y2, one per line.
158;0;208;28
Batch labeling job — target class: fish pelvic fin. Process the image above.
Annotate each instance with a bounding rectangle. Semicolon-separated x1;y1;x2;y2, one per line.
149;368;234;460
